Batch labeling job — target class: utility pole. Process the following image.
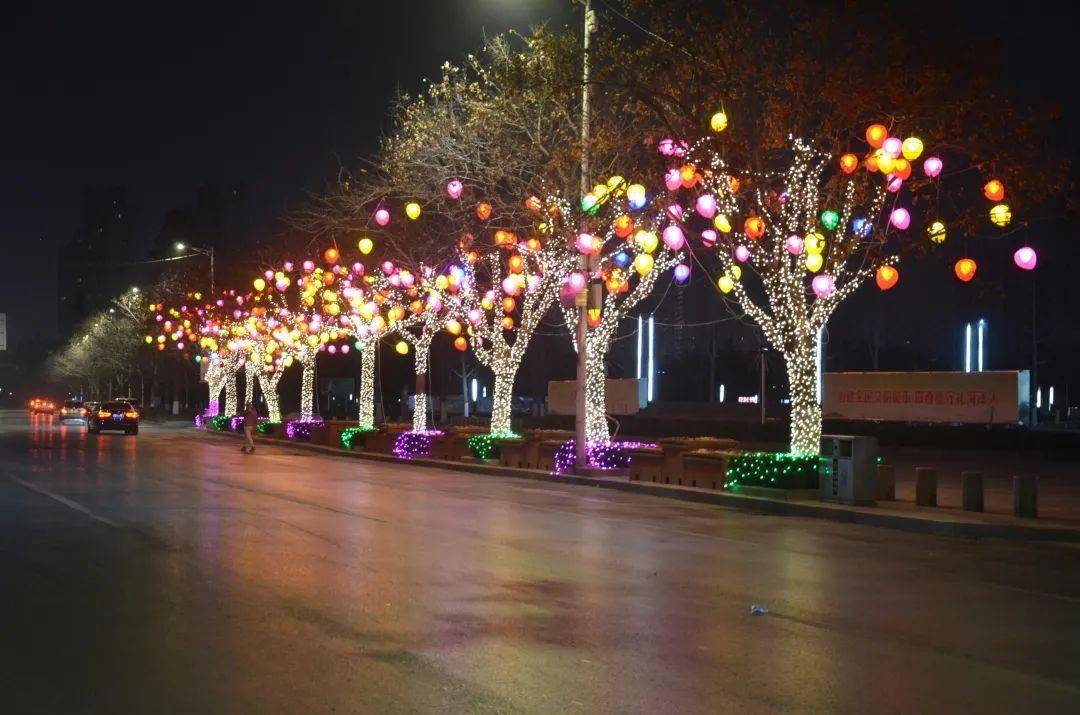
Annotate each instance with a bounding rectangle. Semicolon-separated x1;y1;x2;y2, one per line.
573;0;596;470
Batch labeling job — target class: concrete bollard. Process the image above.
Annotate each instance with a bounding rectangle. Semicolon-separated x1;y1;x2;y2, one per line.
961;471;984;512
1013;475;1038;518
915;467;937;507
876;463;895;501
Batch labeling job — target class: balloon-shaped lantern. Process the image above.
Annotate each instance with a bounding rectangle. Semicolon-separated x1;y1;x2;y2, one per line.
1013;246;1037;271
954;258;977;282
875;265;899;291
445;180;463;199
374;208;390;226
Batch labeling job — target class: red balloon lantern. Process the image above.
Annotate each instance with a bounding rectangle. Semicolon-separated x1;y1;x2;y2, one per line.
875;265;899;291
954;258;977;282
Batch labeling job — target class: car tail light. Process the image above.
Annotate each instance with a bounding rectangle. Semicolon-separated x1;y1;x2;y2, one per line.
124;410;138;419
98;410;111;419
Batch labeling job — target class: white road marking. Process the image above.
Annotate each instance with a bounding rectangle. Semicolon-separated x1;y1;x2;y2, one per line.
7;475;119;528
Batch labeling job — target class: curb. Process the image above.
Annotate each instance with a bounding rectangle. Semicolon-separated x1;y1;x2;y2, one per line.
198;429;1080;543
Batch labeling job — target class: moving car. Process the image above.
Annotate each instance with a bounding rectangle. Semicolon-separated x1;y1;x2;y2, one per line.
29;398;56;415
87;400;140;435
58;400;89;423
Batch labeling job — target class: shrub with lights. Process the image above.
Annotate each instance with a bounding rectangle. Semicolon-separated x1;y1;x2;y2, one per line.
551;439;657;475
393;429;443;459
724;453;820;490
285;418;325;441
255;420;280;436
340;425;377;450
209;415;231;431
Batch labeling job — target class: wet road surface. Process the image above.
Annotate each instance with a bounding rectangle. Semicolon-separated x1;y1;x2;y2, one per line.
2;410;1079;713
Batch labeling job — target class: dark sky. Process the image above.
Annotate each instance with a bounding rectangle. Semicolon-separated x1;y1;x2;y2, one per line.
1;0;573;346
2;0;1077;377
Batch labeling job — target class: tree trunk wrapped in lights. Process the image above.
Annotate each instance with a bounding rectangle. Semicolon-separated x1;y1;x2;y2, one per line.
298;350;317;422
256;366;285;423
405;331;433;432
562;248;681;445
357;335;378;429
446;248;574;437
204;358;225;416
243;358;256;410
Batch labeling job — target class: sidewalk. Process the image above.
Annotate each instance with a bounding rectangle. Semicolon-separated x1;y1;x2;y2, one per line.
199;429;1080;543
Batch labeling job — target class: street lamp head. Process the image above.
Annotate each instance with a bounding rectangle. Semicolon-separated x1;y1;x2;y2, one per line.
175;242;186;251
131;287;139;294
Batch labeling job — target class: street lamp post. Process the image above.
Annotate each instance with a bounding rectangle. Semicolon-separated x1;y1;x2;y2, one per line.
573;0;596;470
174;242;215;294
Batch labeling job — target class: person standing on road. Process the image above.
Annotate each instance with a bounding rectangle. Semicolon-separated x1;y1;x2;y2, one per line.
241;401;258;453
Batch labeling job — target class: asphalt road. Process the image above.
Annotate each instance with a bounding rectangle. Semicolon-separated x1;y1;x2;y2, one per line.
1;410;1079;714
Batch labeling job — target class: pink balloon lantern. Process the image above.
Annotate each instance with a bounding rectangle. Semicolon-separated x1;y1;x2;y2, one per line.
1013;246;1037;271
341;345;350;354
664;168;682;192
577;232;599;255
351;262;364;275
923;156;943;178
734;245;751;263
275;279;288;291
381;260;394;275
887;175;904;193
695;193;717;218
662;224;686;250
567;272;586;293
883;137;902;159
812;274;835;298
890;208;911;230
657;138;675;156
400;271;414;287
445;179;463;199
263;269;274;280
283;261;294;272
302;260;315;273
388;274;401;287
502;276;522;295
468;308;483;324
785;235;805;255
673;263;691;283
700;229;717;247
666;203;683;221
327;345;337;354
374;208;390;226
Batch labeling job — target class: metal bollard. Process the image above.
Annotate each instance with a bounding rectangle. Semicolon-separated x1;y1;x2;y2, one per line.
915;467;937;507
876;463;895;501
1013;475;1038;518
961;471;984;512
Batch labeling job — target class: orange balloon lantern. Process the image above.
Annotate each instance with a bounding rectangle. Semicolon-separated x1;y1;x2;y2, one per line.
866;124;888;148
839;153;859;174
524;196;542;212
453;336;468;352
679;165;697;188
501;316;514;330
892;158;912;180
744;216;766;240
476;203;492;221
501;296;516;313
507;254;523;273
323;247;340;264
954;258;977;282
875;265;899;291
865;153;880;173
983;179;1005;202
614;214;634;239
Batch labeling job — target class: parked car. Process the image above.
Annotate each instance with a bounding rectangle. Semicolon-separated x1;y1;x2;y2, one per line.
57;400;89;423
88;400;140;435
111;397;140;409
28;398;56;415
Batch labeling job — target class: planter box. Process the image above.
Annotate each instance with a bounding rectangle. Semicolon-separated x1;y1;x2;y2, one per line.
682;450;739;491
656;437;740;486
537;439;567;473
365;423;412;454
498;438;528;468
522;430;574;469
628;446;665;482
436;426;487;460
728;485;818;501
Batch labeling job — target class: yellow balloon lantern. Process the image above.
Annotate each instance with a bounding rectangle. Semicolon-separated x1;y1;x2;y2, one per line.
805;253;824;273
901;137;924;161
717;275;734;294
633;253;654;276
634;230;659;254
445;319;462;335
358;237;374;255
990;203;1012;227
395;340;409;355
728;264;742;280
714;214;732;233
710;111;728;133
405;202;422;220
805;232;825;254
253;278;266;292
927;220;947;244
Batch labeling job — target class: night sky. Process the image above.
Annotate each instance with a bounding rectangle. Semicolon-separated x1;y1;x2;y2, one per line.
2;1;1077;382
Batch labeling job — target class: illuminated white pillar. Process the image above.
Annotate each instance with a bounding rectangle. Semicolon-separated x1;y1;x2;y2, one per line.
719;384;725;403
977;319;986;372
647;315;655;402
964;323;972;373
